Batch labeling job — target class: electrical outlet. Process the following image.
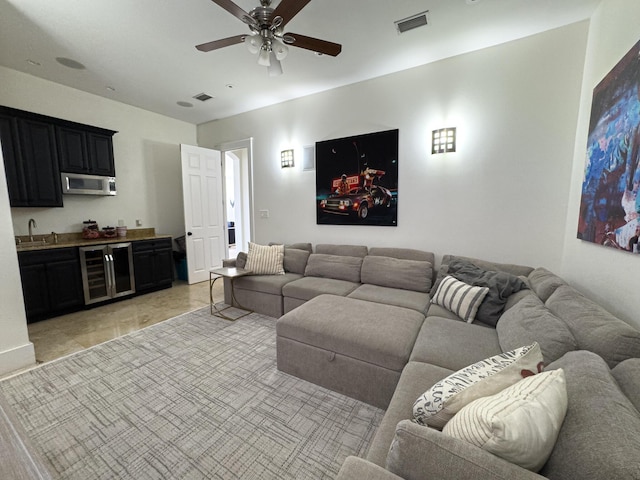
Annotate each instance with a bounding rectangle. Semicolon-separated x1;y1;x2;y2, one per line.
259;210;269;219
136;219;142;227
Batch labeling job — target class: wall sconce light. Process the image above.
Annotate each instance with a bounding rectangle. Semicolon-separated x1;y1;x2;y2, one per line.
281;149;295;168
432;127;457;154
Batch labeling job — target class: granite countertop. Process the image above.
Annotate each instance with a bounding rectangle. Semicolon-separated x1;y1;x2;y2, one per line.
15;228;172;252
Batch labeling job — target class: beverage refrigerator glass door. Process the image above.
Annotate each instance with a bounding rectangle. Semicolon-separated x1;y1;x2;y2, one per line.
79;243;135;304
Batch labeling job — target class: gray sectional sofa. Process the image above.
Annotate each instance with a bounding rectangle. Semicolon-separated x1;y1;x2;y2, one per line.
223;244;640;480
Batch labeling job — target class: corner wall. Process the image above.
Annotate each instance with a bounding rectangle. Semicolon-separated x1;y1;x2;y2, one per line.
561;0;640;328
198;23;588;271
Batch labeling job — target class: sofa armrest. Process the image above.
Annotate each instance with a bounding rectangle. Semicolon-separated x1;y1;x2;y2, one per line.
222;258;237;268
386;420;547;480
337;456;404;480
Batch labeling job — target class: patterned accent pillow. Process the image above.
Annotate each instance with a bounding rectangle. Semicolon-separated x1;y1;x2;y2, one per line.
443;369;567;472
244;242;285;275
430;275;489;323
413;342;543;429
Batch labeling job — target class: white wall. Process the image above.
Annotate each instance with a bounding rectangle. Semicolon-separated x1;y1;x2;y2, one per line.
198;23;588;272
561;0;640;329
0;66;197;240
0;143;34;376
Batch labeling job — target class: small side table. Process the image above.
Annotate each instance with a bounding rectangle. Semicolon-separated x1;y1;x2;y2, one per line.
209;267;253;320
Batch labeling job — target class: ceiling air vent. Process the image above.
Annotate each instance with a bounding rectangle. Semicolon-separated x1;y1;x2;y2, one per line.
193;92;214;102
394;11;429;34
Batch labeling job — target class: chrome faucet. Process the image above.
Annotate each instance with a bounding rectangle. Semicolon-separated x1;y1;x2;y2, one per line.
28;218;37;242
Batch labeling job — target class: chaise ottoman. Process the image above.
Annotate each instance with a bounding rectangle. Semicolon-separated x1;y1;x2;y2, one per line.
276;294;426;409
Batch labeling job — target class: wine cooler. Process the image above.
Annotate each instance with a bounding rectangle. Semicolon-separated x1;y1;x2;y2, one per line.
79;243;135;305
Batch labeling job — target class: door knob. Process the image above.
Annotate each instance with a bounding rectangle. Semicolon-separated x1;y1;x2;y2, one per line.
187;232;193;236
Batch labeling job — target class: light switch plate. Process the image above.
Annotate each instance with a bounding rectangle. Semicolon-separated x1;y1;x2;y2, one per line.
259;210;269;219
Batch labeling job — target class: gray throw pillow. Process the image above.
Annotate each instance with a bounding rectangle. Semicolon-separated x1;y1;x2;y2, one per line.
447;258;528;327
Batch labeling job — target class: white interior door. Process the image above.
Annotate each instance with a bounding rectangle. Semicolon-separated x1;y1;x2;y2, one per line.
181;144;225;284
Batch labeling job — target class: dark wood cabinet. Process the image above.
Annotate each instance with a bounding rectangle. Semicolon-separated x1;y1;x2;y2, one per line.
18;248;84;323
17;117;63;207
57;126;115;176
132;238;173;293
0;106;117;207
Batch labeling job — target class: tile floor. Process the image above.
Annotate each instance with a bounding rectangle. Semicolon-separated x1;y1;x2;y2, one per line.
26;279;222;365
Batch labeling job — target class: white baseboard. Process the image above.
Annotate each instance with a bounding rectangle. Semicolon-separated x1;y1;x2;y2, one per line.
0;343;36;377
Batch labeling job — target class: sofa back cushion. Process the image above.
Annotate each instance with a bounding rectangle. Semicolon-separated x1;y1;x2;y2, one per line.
270;242;313;253
497;293;578;364
368;247;434;263
316;244;368;257
545;285;640;368
527;267;567;302
542;350;640;480
361;256;433;293
236;251;247;269
612;358;640;413
283;248;311;275
304;253;363;283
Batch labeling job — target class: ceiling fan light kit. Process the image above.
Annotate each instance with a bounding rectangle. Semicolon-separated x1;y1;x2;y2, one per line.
196;0;342;76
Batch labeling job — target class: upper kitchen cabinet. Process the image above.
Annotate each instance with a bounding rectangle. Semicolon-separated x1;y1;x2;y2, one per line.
57;125;116;176
0;106;117;207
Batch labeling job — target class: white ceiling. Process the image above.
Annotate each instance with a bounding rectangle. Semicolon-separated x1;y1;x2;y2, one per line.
0;0;600;125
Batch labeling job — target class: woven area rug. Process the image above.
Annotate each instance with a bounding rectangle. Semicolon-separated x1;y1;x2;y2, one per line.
0;307;384;479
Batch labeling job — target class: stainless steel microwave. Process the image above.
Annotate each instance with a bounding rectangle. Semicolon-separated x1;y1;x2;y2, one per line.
61;172;116;196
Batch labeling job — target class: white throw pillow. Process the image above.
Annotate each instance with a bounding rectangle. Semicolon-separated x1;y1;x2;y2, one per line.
244;242;285;275
431;275;489;323
443;369;568;472
413;343;543;429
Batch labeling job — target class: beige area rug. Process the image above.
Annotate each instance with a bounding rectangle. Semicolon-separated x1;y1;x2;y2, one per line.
0;307;384;479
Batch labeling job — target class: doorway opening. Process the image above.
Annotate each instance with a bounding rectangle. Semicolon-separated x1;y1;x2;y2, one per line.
219;139;253;260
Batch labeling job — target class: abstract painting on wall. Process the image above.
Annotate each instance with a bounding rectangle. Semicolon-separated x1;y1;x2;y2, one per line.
315;129;398;226
577;39;640;253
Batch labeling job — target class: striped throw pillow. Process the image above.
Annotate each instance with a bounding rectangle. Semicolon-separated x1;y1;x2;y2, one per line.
431;275;489;323
244;242;285;275
443;369;567;472
413;343;542;429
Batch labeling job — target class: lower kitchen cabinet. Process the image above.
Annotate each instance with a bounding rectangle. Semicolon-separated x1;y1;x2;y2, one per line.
18;248;84;322
132;238;173;293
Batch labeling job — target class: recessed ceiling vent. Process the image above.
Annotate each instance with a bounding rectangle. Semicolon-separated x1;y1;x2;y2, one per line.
394;11;429;34
193;92;214;102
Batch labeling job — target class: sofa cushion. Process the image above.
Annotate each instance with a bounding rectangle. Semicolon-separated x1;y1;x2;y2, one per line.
282;276;360;301
386;420;546;480
361;255;432;293
235;251;247;269
410;316;502;370
545;285;640;368
283;248;310;274
413;343;542;429
444;258;529;327
304;253;363;283
425;304;466;322
527;267;567;302
542;350;640;480
348;284;430;314
316;244;368;257
444;369;568;472
233;272;302;295
431;276;489;323
269;242;312;253
244;242;285;275
611;358;640;413
497;293;578;364
367;361;454;466
368;247;434;263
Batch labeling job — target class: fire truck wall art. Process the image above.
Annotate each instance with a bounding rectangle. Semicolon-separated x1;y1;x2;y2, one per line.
316;129;398;226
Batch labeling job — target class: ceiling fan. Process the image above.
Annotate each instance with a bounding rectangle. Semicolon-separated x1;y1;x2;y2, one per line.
196;0;342;76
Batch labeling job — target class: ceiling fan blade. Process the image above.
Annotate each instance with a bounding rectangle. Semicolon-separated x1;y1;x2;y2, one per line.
210;0;256;26
196;34;246;52
284;33;342;57
271;0;311;27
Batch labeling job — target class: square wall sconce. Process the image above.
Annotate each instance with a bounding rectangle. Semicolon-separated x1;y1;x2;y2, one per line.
432;127;457;154
281;149;294;168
